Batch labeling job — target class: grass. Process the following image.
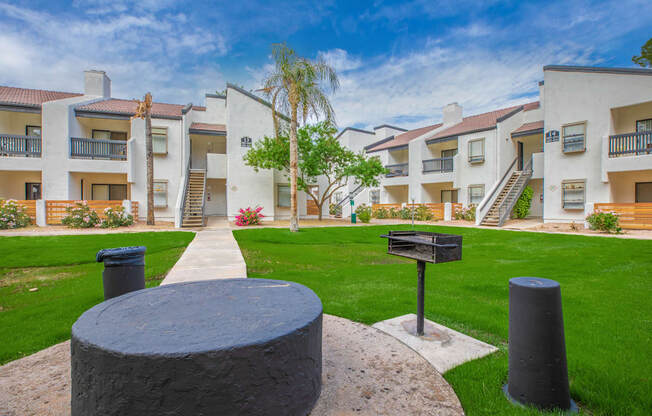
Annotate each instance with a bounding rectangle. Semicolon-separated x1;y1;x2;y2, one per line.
234;225;652;416
0;231;194;364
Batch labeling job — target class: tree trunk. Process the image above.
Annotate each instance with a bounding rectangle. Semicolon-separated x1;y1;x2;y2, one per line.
145;107;155;226
289;102;299;232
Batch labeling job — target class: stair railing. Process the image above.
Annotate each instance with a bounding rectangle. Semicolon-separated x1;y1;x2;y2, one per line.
496;156;533;226
335;183;364;208
176;159;190;227
201;167;207;226
476;157;518;225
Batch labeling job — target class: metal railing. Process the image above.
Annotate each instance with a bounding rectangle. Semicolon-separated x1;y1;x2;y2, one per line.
608;131;652;157
70;137;127;160
335;183;365;208
422;157;454;173
385;163;409;177
0;134;41;157
496;157;533;226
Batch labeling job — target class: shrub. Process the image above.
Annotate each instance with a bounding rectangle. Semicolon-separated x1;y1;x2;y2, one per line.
373;207;389;219
513;185;534;219
455;205;476;222
399;207;412;220
389;207;399;219
355;204;372;223
329;203;338;216
235;206;264;226
61;202;100;228
586;211;622;234
415;205;434;221
101;206;134;228
0;199;32;229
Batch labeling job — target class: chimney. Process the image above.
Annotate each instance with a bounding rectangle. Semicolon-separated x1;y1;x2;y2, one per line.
84;70;111;98
538;81;544;108
442;102;463;126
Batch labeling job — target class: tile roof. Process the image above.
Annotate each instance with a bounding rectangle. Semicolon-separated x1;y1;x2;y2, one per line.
192;105;206;111
427;102;537;141
189;122;226;133
366;123;442;153
523;101;540;111
511;120;544;136
0;86;82;108
76;98;185;119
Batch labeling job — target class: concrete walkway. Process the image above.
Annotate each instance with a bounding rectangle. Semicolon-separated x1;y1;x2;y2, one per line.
162;229;247;285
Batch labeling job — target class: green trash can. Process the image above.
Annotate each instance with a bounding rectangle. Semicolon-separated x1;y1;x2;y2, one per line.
351;213;357;224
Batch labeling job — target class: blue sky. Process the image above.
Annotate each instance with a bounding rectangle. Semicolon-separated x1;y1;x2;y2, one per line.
1;0;650;129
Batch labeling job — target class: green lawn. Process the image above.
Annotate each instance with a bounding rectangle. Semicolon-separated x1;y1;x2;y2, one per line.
0;231;194;364
234;225;652;416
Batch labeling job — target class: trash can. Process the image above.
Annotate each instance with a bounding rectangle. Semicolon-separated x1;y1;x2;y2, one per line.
96;246;146;300
504;277;577;412
351;213;357;224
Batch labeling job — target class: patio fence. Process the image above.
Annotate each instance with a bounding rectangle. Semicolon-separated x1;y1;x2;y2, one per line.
0;199;37;222
372;202;462;220
594;203;652;230
45;200;134;225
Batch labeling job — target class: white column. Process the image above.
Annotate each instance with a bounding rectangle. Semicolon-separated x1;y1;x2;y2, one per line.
444;202;452;221
584;202;594;229
36;199;46;227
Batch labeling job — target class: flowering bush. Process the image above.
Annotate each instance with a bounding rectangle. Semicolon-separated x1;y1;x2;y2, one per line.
373;207;389;219
455;205;476;222
101;206;134;228
0;199;32;229
235;206;264;226
355;204;372;223
61;202;100;228
586;211;621;234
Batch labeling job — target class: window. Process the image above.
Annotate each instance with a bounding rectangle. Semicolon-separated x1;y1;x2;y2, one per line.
241;136;252;148
153;180;168;207
25;183;41;200
92;130;128;141
635;182;652;203
152;127;167;154
334;192;343;203
441;189;458;203
277;184;290;207
26;125;41;137
92;184;127;200
370;189;380;204
636;119;652;132
562;122;586;153
562;180;585;210
468;139;485;163
441;148;457;158
468;185;484;205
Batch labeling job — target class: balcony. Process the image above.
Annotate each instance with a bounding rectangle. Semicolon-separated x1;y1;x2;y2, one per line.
70;137;127;160
385;163;409;177
608;131;652;157
0;134;41;157
422;157;453;173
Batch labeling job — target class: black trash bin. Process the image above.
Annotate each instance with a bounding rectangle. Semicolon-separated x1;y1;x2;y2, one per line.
96;246;146;300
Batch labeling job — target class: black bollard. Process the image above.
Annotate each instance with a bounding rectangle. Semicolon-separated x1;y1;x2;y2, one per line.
96;246;146;300
504;277;577;412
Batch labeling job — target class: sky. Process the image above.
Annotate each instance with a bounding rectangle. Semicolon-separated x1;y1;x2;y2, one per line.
0;0;650;130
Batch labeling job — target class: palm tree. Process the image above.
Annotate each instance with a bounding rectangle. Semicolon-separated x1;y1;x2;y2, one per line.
260;43;339;232
134;93;155;225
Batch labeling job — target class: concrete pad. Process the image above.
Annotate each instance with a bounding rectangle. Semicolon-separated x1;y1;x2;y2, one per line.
372;313;498;373
162;229;247;285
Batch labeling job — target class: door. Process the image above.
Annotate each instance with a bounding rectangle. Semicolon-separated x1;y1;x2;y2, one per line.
25;183;41;200
517;141;524;171
636;182;652;202
306;185;319;215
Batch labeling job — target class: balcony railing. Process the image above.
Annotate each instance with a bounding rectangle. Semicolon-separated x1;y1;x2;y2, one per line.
609;131;652;157
385;163;409;177
0;134;41;157
422;157;454;173
70;137;127;160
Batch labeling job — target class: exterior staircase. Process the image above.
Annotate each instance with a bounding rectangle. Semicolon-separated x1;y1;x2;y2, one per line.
181;169;206;227
480;160;533;227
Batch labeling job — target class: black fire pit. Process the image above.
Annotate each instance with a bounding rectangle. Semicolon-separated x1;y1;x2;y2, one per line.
71;279;323;416
381;231;462;336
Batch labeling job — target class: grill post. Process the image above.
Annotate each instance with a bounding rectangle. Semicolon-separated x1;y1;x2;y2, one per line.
416;260;425;336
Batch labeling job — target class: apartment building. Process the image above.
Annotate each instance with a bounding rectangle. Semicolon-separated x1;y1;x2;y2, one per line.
341;65;651;228
0;70;327;227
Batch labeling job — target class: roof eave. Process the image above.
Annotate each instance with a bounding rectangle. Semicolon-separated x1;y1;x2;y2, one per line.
511;128;544;138
543;65;652;76
0;103;41;114
189;129;226;136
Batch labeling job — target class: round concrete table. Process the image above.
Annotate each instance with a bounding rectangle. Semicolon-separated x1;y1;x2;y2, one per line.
71;279;323;416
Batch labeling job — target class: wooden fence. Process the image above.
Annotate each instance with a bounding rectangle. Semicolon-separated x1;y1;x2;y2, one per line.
0;199;37;222
46;200;129;225
594;203;652;230
131;201;139;220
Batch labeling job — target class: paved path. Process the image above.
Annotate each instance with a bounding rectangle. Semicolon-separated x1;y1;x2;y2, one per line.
161;229;247;285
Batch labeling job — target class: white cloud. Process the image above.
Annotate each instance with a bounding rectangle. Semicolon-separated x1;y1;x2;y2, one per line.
318;49;362;72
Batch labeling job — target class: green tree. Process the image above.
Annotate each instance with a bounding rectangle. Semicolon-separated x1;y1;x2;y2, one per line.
259;43;339;231
244;122;386;221
632;37;652;67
